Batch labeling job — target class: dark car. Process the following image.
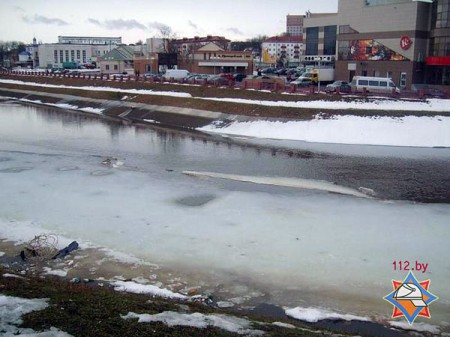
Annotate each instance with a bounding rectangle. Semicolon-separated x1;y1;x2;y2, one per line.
207;75;231;85
325;81;350;93
291;78;313;87
423;88;447;98
261;67;276;75
233;73;247;82
219;73;234;81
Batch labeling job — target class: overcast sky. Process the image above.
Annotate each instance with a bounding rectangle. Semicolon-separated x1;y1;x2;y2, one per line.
0;0;338;44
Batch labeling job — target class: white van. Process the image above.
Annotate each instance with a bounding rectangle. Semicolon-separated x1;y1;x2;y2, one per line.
164;69;190;79
351;76;400;94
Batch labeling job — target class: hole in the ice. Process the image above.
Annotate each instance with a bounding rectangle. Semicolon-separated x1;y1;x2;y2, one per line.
174;194;217;207
90;170;114;176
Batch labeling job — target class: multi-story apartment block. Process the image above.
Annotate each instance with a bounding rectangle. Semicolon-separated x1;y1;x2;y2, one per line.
286;15;304;37
261;36;303;65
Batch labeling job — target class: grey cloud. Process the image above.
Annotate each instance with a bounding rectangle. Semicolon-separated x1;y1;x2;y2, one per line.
148;21;170;31
22;15;69;26
87;18;101;26
188;20;198;30
226;27;243;35
106;19;147;30
87;18;147;30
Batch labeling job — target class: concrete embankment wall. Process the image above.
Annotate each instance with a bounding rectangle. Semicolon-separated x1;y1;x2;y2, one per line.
0;87;254;130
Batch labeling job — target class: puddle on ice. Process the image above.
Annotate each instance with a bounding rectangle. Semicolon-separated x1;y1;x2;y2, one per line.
57;166;80;171
90;170;114;176
174;194;217;207
0;167;34;173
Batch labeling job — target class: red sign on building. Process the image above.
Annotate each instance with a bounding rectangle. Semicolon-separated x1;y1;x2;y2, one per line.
400;36;413;50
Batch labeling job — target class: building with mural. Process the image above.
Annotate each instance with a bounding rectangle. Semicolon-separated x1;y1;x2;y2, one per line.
303;0;450;89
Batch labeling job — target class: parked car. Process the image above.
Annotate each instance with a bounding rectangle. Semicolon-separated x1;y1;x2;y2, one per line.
325;81;351;93
233;73;247;82
290;78;313;87
423;88;447;98
219;73;234;81
207;75;231;85
261;67;276;75
187;74;209;83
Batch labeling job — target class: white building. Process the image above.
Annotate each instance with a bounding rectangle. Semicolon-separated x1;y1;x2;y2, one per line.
261;36;303;65
35;36;122;69
57;36;122;45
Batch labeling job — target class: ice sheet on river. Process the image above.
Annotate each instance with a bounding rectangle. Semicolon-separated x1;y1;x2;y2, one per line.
182;170;373;198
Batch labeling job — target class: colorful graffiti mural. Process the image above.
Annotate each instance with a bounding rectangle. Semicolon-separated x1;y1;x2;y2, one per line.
338;39;408;61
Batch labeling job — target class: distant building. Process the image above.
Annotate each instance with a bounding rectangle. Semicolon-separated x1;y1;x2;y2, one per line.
173;36;231;57
286;15;304;37
25;37;39;68
261;36;303;66
175;42;253;74
133;38;165;74
98;45;136;75
36;36;123;69
57;36;122;46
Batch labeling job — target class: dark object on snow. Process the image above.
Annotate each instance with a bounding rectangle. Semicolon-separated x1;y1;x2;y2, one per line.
52;241;79;259
19;247;38;261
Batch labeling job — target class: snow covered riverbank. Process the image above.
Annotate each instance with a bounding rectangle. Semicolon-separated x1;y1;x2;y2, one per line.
199;114;450;147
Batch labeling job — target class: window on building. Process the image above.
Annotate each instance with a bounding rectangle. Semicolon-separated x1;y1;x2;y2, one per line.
82;50;86;63
54;50;58;64
106;65;109;70
338;41;350;60
114;65;118;70
432;0;450;29
60;50;63;63
70;50;75;61
77;50;80;60
65;50;69;62
305;27;319;55
430;36;450;56
323;25;337;55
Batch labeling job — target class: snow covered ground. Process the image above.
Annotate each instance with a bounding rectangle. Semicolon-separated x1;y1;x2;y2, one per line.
199;114;450;147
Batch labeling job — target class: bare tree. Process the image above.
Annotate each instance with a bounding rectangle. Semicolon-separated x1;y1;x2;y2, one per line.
157;24;177;53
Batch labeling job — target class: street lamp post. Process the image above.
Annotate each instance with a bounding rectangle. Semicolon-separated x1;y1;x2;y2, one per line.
316;57;321;93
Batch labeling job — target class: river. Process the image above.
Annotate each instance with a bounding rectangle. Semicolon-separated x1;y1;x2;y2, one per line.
0;99;449;331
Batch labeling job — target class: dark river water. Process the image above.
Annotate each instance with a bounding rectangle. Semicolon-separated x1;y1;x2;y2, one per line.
1;99;449;204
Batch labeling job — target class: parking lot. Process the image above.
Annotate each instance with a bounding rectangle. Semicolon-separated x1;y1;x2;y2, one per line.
2;68;449;99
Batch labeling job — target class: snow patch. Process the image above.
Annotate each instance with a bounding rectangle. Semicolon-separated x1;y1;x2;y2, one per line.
0;295;73;336
0;79;192;98
111;280;187;300
285;306;370;323
122;311;264;335
389;321;441;334
199;96;450;112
